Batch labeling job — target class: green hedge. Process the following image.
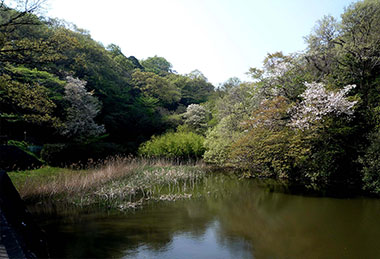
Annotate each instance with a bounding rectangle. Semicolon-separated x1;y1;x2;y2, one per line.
138;131;205;159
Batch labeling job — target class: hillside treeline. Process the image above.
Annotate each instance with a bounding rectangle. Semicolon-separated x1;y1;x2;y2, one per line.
202;0;380;195
140;0;380;195
0;1;214;164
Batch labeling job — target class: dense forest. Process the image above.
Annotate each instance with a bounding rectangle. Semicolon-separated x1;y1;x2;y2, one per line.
2;0;380;196
0;0;214;164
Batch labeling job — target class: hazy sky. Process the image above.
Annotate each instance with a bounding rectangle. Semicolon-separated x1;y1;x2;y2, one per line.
46;0;356;86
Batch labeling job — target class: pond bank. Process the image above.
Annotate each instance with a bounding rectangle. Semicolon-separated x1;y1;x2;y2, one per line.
9;158;210;210
0;170;48;258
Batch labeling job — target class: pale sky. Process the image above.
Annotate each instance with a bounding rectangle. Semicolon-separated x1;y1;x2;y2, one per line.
46;0;356;86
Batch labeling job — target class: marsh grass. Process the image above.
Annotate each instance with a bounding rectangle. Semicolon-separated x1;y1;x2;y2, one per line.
9;157;209;210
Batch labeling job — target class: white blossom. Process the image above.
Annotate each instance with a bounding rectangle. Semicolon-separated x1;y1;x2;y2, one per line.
61;76;105;140
290;82;357;130
184;104;208;134
269;59;293;78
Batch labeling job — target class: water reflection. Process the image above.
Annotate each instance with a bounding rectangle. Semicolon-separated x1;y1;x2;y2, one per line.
126;221;252;259
29;174;380;258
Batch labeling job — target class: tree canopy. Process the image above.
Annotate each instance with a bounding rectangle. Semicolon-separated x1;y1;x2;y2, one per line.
0;2;215;159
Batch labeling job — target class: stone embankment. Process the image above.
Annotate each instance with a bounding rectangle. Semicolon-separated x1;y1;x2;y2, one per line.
0;170;48;258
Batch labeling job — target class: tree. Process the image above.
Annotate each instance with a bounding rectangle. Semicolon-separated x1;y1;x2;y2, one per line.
214;82;257;121
169;71;214;106
203;115;244;165
183;104;209;135
359;130;380;195
0;70;60;127
218;77;241;93
304;15;340;78
132;70;180;108
141;55;172;75
290;82;357;130
60;76;105;142
247;52;309;102
106;44;135;76
229;97;311;178
203;82;257;165
0;0;46;35
303;0;380;193
0;0;50;62
6;65;66;94
305;1;380;102
339;0;380;88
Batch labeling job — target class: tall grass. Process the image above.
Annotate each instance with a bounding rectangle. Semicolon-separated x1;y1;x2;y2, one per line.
9;157;208;210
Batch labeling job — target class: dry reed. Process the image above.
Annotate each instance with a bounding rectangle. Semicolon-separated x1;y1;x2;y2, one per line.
16;156;208;209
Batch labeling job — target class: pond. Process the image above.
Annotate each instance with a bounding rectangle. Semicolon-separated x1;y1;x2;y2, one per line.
28;174;380;258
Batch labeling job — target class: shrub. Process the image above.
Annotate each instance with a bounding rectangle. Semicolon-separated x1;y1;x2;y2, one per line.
138;131;205;159
230;97;312;179
41;144;68;166
203;115;243;166
41;142;123;166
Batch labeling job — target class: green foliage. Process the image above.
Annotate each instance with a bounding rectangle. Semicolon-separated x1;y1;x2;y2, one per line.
339;0;380;85
305;0;380;102
141;55;172;75
132;70;181;108
8;139;29;150
41;142;122;166
7;139;42;162
0;73;61;127
203;115;243;166
247;52;310;102
203;81;259;165
7;66;65;91
106;44;135;73
0;8;74;65
138;131;205;159
359;130;380;195
41;143;68;165
161;113;183;130
169;71;214;106
0;4;216;154
300;118;360;190
300;0;380;192
229;97;311;179
201;0;380;195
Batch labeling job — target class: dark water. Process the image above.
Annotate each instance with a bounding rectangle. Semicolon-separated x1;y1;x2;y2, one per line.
29;174;380;258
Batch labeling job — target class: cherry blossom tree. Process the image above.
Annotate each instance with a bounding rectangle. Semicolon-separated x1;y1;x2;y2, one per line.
290;82;357;130
183;104;208;135
61;76;105;141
